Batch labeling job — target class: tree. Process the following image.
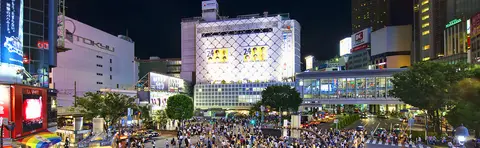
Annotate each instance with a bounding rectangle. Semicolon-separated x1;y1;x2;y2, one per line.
153;110;169;130
446;78;480;138
249;101;263;116
76;92;136;131
165;94;194;123
389;62;473;134
261;85;302;112
136;105;153;128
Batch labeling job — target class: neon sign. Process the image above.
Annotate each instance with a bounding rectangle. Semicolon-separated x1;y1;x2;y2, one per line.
446;19;462;28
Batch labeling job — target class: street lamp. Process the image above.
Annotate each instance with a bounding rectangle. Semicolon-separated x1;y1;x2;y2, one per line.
455;124;469;147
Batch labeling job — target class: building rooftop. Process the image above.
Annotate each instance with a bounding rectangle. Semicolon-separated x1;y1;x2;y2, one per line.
296;68;407;78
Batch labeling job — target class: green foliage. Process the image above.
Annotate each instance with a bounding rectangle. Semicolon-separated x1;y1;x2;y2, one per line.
165;94;194;121
135;105;153;128
261;85;302;112
76;92;136;129
153;110;169;130
389;62;473;133
446;78;480;138
249;101;262;116
331;114;360;129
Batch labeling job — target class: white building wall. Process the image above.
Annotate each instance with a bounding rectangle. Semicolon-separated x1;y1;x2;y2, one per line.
371;25;412;56
53;16;136;107
180;21;198;83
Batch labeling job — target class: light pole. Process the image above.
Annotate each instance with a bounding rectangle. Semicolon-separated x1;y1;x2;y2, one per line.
455;124;469;148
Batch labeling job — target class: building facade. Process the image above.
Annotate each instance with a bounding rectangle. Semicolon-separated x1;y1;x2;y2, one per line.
347;28;372;69
296;69;407;113
183;0;301;110
414;0;448;62
471;13;480;64
52;16;137;107
351;0;412;33
370;25;412;69
137;57;181;79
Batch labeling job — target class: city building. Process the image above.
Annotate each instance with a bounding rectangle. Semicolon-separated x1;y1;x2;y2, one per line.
347;28;372;69
438;18;471;64
183;0;301;110
296;68;408;114
413;0;448;62
52;16;137;107
137;57;181;79
351;0;412;33
471;13;480;64
0;0;61;145
370;25;412;69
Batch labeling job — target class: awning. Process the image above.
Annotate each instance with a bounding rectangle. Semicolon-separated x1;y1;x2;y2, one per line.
19;132;61;148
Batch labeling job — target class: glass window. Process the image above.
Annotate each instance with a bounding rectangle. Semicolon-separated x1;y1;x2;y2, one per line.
366;77;375;98
337;78;346;98
386;77;394;97
30;10;44;23
30;23;44;35
356;78;366;98
376;77;386;97
346;78;355;98
31;0;45;11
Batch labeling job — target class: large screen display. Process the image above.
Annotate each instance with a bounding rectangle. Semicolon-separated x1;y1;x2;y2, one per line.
206;48;229;63
22;88;44;133
243;46;267;62
1;0;24;66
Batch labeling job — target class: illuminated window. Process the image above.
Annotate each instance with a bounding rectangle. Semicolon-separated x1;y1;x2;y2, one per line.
422;57;430;61
423;45;430;50
422;7;429;13
422;30;430;35
421;0;429;5
422;15;429;20
422;23;430;28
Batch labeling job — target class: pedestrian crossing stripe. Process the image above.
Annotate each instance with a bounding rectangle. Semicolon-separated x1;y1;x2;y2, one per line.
363;138;431;148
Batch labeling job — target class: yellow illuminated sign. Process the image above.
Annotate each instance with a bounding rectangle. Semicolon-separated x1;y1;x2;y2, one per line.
207;48;229;63
243;46;268;62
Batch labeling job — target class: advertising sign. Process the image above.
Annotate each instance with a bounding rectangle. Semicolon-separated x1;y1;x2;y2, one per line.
1;0;24;67
339;37;352;56
243;46;268;62
0;85;11;138
206;48;229;63
22;88;44;133
58;17;115;53
150;92;172;110
351;28;371;49
467;19;471;34
201;0;217;10
149;72;184;92
305;56;313;70
472;13;480;36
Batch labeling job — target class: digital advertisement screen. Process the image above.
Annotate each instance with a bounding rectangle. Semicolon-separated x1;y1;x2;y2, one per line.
1;0;24;66
150;92;175;110
206;48;229;63
22;88;44;133
243;46;267;62
149;72;184;92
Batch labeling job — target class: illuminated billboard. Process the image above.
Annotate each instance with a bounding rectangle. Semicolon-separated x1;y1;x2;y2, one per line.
305;56;313;70
243;46;268;62
339;37;352;56
22;88;44;133
351;28;371;51
472;13;480;36
0;0;24;83
0;85;11;138
149;72;184;92
206;48;229;63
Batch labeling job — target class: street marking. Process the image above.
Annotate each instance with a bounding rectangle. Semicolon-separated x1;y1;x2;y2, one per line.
398;143;403;146
391;143;396;146
418;144;423;148
378;140;383;145
365;139;371;144
384;142;389;145
412;145;417;148
372;139;377;144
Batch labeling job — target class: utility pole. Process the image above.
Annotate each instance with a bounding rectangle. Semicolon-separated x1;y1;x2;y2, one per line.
74;81;77;107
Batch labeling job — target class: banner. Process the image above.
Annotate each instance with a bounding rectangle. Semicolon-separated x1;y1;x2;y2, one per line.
243;46;268;62
1;0;24;66
206;48;229;63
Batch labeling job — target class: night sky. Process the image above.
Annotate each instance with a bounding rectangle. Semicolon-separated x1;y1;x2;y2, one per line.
67;0;351;61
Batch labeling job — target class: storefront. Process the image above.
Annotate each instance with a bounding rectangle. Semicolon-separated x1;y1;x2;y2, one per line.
0;84;61;147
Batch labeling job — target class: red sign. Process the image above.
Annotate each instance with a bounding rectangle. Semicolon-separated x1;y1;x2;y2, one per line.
0;85;11;138
11;85;47;139
355;32;364;42
350;44;369;52
37;41;49;49
472;12;480;36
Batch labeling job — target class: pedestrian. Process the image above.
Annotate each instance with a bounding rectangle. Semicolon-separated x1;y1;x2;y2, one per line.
151;140;156;148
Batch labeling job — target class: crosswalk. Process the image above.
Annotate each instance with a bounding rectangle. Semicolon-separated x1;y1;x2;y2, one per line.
363;138;430;148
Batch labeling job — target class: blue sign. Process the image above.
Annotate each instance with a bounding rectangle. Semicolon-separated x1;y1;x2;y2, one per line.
1;0;24;66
